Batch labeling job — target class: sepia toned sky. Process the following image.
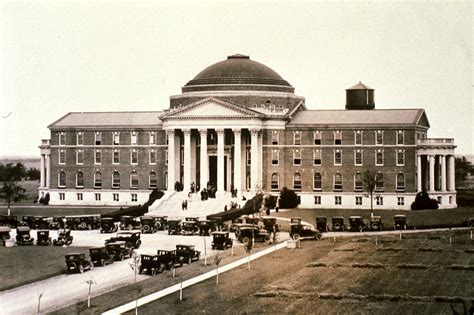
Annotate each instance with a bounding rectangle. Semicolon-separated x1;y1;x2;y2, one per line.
0;1;472;157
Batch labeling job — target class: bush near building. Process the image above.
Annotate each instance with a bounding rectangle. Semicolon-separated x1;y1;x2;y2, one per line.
106;189;164;219
279;187;299;209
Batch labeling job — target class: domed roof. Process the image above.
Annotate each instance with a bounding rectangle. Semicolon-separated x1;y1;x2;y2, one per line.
182;54;294;93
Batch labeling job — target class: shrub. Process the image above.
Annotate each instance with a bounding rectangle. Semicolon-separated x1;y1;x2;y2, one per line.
105;189;164;218
207;193;264;222
279;187;299;209
410;191;438;210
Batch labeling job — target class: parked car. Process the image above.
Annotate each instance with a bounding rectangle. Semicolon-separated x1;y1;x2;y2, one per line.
185;217;199;223
262;217;279;233
153;216;168;230
349;216;367;232
157;250;183;269
290;222;322;241
209;216;226;231
16;226;34;245
181;221;199;236
67;215;101;230
100;217;118;233
89;246;115;266
369;216;383;231
175;244;201;264
0;226;11;241
139;254;163;275
463;217;473;227
198;220;215;236
211;231;233;250
65;253;93;274
140;216;158;234
316;217;328;232
53;229;74;246
394;215;408;230
331;216;346;231
33;216;50;230
290;217;302;225
49;217;65;230
21;216;35;228
238;226;270;244
168;220;182;235
106;241;133;261
105;231;142;249
0;215;18;228
120;216;142;231
37;230;52;246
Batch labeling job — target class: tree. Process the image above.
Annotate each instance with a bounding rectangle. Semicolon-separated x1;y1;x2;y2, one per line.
279;187;299;209
0;163;27;215
455;156;473;184
363;170;377;212
26;168;40;181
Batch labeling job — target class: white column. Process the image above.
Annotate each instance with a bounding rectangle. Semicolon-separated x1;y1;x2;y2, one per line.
45;154;50;188
233;129;242;193
448;155;455;191
183;129;191;192
250;128;260;191
429;155;435;192
417;155;422;192
199;129;208;190
441;155;447;191
40;154;45;188
217;129;225;192
167;130;175;191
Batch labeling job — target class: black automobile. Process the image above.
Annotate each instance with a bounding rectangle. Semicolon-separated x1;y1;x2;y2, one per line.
49;217;65;230
16;226;34;245
181;221;199;236
157;250;183;269
175;244;201;264
262;217;279;233
0;215;18;228
290;222;322;241
100;217;118;233
0;226;11;241
185;217;199;224
316;217;328;232
154;216;168;230
349;216;367;232
198;220;215;236
106;241;133;261
53;229;74;246
120;216;141;231
168;220;182;235
37;230;52;246
21;216;35;228
209;216;226;231
369;216;383;231
394;215;408;230
238;226;270;244
89;246;115;266
140;216;159;234
65;253;93;274
67;215;101;230
33;216;50;230
331;216;346;231
105;231;142;249
139;254;163;275
211;231;233;250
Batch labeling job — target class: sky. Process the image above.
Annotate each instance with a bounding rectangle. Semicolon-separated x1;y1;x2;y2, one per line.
0;0;472;157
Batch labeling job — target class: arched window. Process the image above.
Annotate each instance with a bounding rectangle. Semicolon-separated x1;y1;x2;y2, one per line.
271;173;279;191
112;171;120;189
375;173;384;192
149;171;158;188
130;171;139;189
354;173;363;191
396;173;405;191
58;171;66;188
94;171;102;188
333;172;342;191
313;172;322;191
76;171;84;188
293;172;302;191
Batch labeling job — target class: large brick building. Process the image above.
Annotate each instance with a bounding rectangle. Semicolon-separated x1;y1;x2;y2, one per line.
38;54;457;209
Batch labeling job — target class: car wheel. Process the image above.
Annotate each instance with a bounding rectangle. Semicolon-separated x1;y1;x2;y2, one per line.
127;224;133;230
53;240;57;246
187;256;192;264
151;268;158;276
159;263;166;273
292;234;300;241
100;259;105;267
333;223;341;231
90;262;94;270
242;237;250;244
143;225;150;232
264;235;270;242
118;253;124;261
316;233;323;240
371;223;379;231
79;264;84;273
235;229;241;237
79;222;87;229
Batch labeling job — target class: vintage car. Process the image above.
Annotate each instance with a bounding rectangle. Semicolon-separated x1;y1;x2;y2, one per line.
21;216;35;228
238;226;271;244
175;244;201;264
197;220;215;236
66;215;101;230
209;216;226;231
184;217;199;223
100;217;118;233
167;220;182;235
33;216;50;230
0;226;11;241
49;216;65;230
211;231;233;250
53;229;74;246
140;216;158;233
290;217;302;225
157;250;183;269
349;216;368;232
316;217;328;232
394;215;408;230
105;241;133;261
262;217;279;233
154;216;168;230
290;222;322;241
65;253;93;274
16;226;34;245
89;246;115;266
0;215;18;228
181;221;199;236
37;230;52;246
369;216;384;231
465;217;474;227
140;250;181;275
105;231;142;249
331;216;346;231
120;216;142;231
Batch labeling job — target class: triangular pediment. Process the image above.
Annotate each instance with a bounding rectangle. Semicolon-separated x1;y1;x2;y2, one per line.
162;98;264;119
416;110;430;128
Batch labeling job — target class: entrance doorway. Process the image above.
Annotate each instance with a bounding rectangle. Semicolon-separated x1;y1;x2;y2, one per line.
208;156;228;190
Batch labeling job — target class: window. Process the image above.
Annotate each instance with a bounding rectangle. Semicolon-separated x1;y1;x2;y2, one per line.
271;131;279;145
396;173;405;191
113;132;120;145
354;149;363;166
313;173;322;191
59;132;66;145
94;171;102;188
95;150;102;164
355;196;362;205
77;193;83;201
95;132;102;145
59;150;66;165
164;171;168;189
149;150;157;164
314;131;321;145
354;173;363;191
333;173;343;191
131;149;138;164
375;149;384;166
293;172;302;191
131;194;138;202
375;173;384;192
149;172;157;188
314;196;321;205
294;131;301;145
335;196;342;205
293;149;301;165
131;131;138;145
130;171;139;189
76;150;84;164
271;173;279;191
113;150;120;164
376;196;383;205
95;193;101;201
449;196;452;204
396;150;405;166
397;131;404;145
271;150;279;165
77;132;83;146
334;150;342;165
354;131;362;145
313;150;321;165
246;150;251;166
58;171;66;188
112;171;120;188
76;171;84;188
375;130;383;145
113;193;119;202
397;197;404;206
149;132;156;145
165;149;168;165
334;131;342;145
59;193;65;201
